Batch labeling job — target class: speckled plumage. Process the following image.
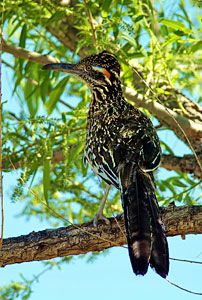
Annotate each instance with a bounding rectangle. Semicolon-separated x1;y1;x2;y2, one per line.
43;51;169;278
83;53;161;185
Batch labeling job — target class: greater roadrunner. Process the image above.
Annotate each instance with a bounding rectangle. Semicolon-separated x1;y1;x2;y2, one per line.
43;51;169;278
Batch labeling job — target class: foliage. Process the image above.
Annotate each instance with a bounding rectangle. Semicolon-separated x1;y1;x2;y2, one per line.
2;0;202;298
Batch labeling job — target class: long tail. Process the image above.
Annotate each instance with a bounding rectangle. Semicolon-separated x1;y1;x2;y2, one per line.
120;165;169;278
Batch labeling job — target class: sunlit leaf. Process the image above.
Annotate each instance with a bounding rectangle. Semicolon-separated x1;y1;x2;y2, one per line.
46;77;69;114
101;0;112;17
160;19;193;34
19;24;27;48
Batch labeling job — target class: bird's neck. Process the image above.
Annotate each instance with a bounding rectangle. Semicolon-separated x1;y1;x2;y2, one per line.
89;81;126;116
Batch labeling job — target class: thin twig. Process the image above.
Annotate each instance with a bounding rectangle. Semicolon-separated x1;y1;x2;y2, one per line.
30;266;53;284
170;257;202;264
163;180;202;202
8;112;30;132
58;99;74;110
166;279;202;296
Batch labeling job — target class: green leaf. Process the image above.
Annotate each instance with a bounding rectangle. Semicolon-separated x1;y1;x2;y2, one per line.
46;77;69;114
190;40;202;53
43;159;51;203
156;88;170;95
134;14;145;23
101;0;112;17
162;34;181;47
19;24;27;48
23;83;40;117
67;203;73;223
45;11;68;25
68;141;84;162
8;21;21;38
160;141;174;155
62;112;67;122
81;158;88;177
172;178;187;188
120;34;137;47
160;19;193;34
40;75;51;103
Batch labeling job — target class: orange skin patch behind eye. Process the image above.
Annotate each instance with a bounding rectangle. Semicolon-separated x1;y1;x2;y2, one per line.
102;68;111;79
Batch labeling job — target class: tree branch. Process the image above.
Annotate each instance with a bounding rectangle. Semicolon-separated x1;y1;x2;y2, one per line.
125;87;202;143
0;205;201;267
161;154;202;179
2;39;59;65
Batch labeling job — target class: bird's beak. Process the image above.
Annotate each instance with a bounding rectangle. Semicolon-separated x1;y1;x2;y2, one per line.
42;63;81;75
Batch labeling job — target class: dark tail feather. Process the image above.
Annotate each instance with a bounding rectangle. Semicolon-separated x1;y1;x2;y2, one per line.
120;167;169;278
149;206;169;278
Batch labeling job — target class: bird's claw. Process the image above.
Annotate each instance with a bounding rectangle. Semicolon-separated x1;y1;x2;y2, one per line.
93;213;110;226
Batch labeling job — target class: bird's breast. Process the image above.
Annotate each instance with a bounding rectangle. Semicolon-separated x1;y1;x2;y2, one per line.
84;116;120;187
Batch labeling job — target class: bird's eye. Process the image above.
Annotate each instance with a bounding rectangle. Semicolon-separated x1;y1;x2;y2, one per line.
86;65;92;71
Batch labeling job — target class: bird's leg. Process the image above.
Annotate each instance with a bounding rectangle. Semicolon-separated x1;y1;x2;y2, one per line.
93;185;111;226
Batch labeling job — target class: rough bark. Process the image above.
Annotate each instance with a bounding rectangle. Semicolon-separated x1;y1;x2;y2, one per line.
125;87;202;150
0;205;201;267
161;154;202;179
2;39;59;65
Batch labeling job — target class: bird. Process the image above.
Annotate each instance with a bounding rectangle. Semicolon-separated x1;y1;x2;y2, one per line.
43;50;169;278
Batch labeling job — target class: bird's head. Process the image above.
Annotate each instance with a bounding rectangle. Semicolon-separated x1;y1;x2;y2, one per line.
42;51;121;89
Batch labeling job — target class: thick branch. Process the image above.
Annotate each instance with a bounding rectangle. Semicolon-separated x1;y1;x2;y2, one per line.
46;26;87;57
2;39;59;65
46;25;79;53
161;154;202;179
125;87;202;142
0;205;201;267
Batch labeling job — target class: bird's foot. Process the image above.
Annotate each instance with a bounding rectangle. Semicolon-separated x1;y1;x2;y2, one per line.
93;212;110;227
